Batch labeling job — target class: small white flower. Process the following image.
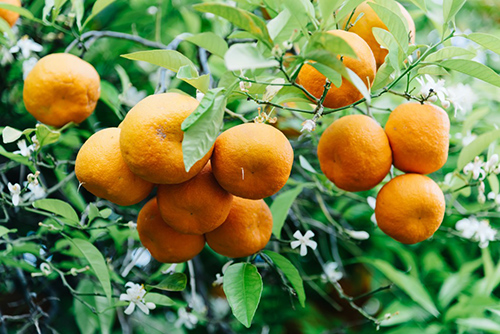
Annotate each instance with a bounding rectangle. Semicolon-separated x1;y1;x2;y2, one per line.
473;220;497;248
290;230;317;256
120;86;147;108
213;273;224;286
13;139;34;157
196;90;205;102
321;262;343;282
262;78;285;102
27;171;40;186
367;196;377;225
457;131;477;147
463;156;486;180
282;40;293;50
23;183;45;201
415;74;448;105
485;154;500;174
126;221;137;229
8;182;21;206
31;135;40;151
0;46;14;66
147;6;158;15
447;83;477;118
345;229;370;240
271;44;283;58
119;282;156;315
23;57;38;80
10;36;43;58
487;192;500;205
300;119;316;133
175;307;198;329
441;100;450;109
239;80;251;93
456;217;480;239
187;293;206;314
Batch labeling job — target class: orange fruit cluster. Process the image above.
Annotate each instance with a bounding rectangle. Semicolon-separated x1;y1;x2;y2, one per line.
75;92;294;263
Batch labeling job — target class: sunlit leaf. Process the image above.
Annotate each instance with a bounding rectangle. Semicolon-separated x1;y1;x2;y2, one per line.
271;185;304;238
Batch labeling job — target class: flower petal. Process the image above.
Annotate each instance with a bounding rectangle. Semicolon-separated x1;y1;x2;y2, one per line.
124;302;135;315
137;301;150;315
304;230;315;239
299;244;308;257
306;240;317;250
290;240;301;249
293;230;303;239
120;294;131;301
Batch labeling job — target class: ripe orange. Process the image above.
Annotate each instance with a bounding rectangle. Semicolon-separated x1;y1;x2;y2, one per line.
296;30;376;109
119;93;211;184
317;115;392;192
137;198;205;263
23;53;100;128
0;0;21;27
211;122;294;199
385;102;450;174
375;174;445;244
345;1;416;68
75;128;153;206
157;163;233;235
205;196;273;258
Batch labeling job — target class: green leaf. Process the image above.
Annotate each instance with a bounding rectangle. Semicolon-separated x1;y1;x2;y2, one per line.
360;258;439;317
299;155;318;174
176;65;210;93
271;185;304;238
0;18;14;41
319;0;343;28
0;3;34;19
309;62;342;88
2;126;23;144
442;0;466;23
224;43;279;71
0;226;16;238
74;280;99;334
71;238;112;303
35;124;60;148
417;65;450;76
193;3;273;48
33;199;79;224
307;32;358;59
438;260;481;308
336;0;365;23
282;0;315;37
223;263;263;328
425;46;475;62
466;33;500;56
368;2;409;52
262;250;305;307
88;203;100;223
0;145;33;168
372;27;401;72
408;0;426;12
182;88;226;172
456;318;500;332
440;59;500;88
121;50;197;74
99;80;122;120
70;0;84;31
148;273;187;291
372;62;395;90
184;32;228;58
83;0;116;28
457;129;500;170
345;68;371;103
488;174;499;195
144;292;175;306
462;107;490;135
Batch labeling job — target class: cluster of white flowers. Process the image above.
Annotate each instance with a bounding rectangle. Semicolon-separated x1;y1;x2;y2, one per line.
13;136;39;157
175;307;198;329
7;170;46;206
463;155;500;204
1;35;43;79
321;262;343;283
291;230;317;256
239;80;251;93
119;282;156;315
456;217;497;248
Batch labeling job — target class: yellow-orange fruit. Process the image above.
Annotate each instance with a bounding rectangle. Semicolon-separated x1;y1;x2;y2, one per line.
296;30;376;109
157;163;233;235
205;197;273;258
137;198;205;263
375;174;445;244
345;1;416;67
317;115;392;192
211;123;293;199
75;128;153;206
385;102;450;174
23;53;100;127
0;0;21;27
119;93;212;184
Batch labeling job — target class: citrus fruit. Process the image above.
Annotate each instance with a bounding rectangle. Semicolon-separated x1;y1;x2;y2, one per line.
157;163;233;235
344;1;416;67
137;198;205;263
375;174;445;244
205;196;273;258
23;53;100;127
385;102;450;174
75;128;153;206
296;30;376;109
0;0;21;27
119;92;211;184
211;122;294;199
317;115;392;192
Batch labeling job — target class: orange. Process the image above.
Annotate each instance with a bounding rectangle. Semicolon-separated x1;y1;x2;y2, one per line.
205;196;273;258
344;1;416;68
23;53;100;127
296;30;376;109
317;115;392;192
375;174;445;244
157;163;233;235
211;122;293;199
385;102;450;174
0;0;21;27
137;198;205;263
119;93;211;184
75;128;153;206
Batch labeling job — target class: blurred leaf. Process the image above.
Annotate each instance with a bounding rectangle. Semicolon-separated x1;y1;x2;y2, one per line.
457;129;500;170
88;203;100;223
99;80;122;120
319;0;343;28
144;293;175;306
309;62;342;88
74;280;99;334
0;3;35;19
223;263;263;328
336;0;365;23
176;65;210;93
443;0;466;24
456;318;500;331
33;199;79;224
148;273;187;291
271;185;304;238
488;175;499;195
2;126;23;143
0;18;14;41
417;65;450;76
373;62;395;90
70;238;112;303
299;155;318;174
184;32;228;58
368;2;409;52
83;0;116;28
35;124;60;148
466;33;500;56
122;50;197;74
193;3;273;48
425;46;475;62
439;60;500;88
438;259;481;308
462;107;490;135
372;27;401;73
225;43;279;71
407;0;426;11
282;0;315;36
307;32;357;59
262;250;305;307
182;88;226;172
0;226;16;238
70;0;84;31
0;145;33;168
345;68;371;103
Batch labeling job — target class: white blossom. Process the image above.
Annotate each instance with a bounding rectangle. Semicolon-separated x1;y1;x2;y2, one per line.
262;78;285;102
187;293;206;314
239;80;251;93
27;171;40;186
31;135;40;151
290;230;317;256
23;57;38;80
485;154;500;174
345;229;370;240
13;139;34;157
147;6;158;15
473;220;497;248
213;273;223;286
367;196;377;225
415;74;448;106
119;282;156;315
271;44;283;58
175;307;198;329
455;131;477;147
456;217;480;239
282;40;293;50
447;83;477;118
10;36;43;58
463;156;486;180
321;262;343;282
23;183;46;201
487;192;500;205
8;182;21;206
300;119;316;133
0;46;14;66
120;86;147;108
126;221;137;229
